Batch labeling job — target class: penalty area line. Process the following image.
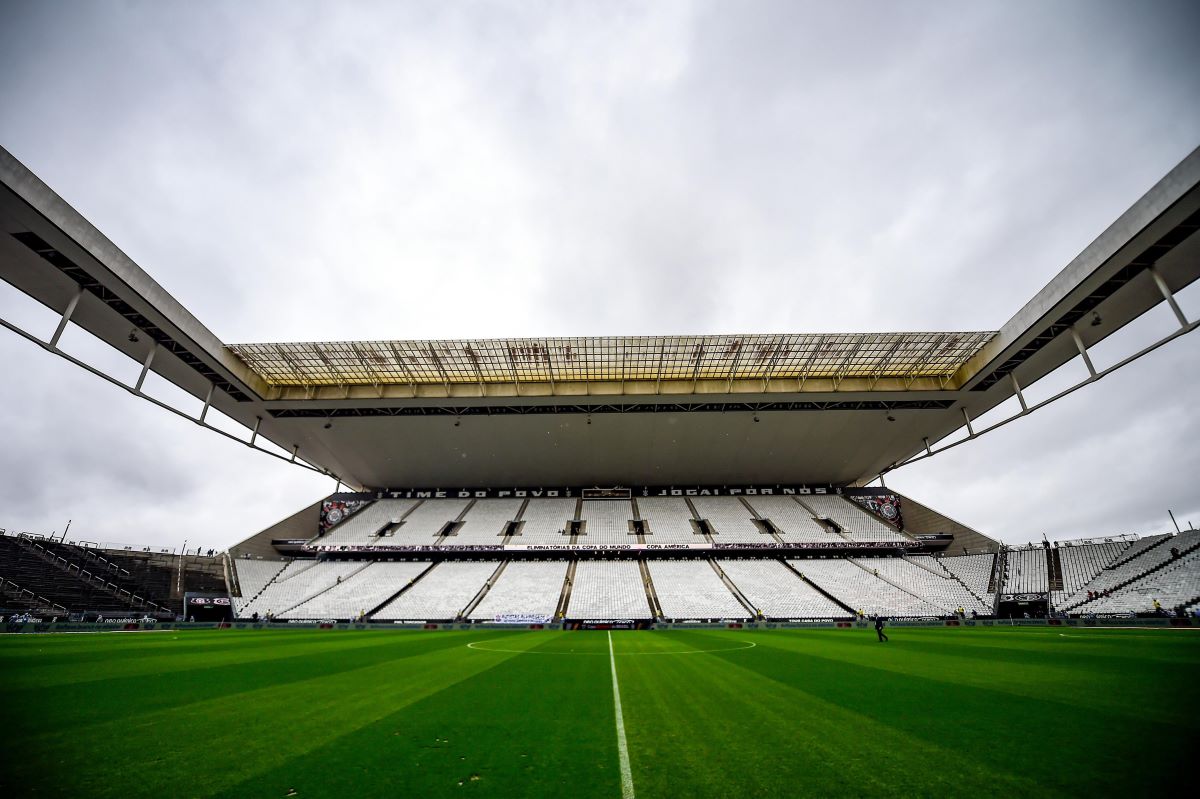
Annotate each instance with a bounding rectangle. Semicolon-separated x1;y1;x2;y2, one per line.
608;631;635;799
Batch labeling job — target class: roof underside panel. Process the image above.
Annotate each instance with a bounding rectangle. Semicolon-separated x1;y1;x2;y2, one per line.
228;332;995;388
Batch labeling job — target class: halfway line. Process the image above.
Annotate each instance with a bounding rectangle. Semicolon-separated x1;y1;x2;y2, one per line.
608;631;635;799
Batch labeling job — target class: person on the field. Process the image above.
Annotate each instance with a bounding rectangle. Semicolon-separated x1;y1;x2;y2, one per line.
874;615;888;642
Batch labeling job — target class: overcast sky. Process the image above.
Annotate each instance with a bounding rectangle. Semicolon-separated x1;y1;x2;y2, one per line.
1;0;1198;550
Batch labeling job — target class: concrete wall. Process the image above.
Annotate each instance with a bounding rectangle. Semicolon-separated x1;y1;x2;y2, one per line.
896;492;999;554
228;500;321;560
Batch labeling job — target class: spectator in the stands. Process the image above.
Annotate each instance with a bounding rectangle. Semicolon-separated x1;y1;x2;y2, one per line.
1170;546;1180;559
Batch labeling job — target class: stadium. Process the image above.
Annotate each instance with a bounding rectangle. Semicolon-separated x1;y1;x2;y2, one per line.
2;5;1200;794
3;138;1199;795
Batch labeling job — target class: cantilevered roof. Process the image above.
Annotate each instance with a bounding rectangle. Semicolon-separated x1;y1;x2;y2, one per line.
228;332;995;390
3;143;1199;490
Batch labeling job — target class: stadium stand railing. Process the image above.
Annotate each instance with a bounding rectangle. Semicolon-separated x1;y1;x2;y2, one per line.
1063;530;1200;612
7;534;167;614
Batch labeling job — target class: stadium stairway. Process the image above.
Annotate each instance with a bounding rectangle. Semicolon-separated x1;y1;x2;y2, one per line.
847;557;944;610
1108;534;1173;569
780;559;857;616
708;559;759;618
366;562;437;618
237;561;289;610
459;561;508;620
683;498;716;544
738;498;787;545
554;561;577;620
223;553;240;597
907;555;992;608
903;556;946;578
630;499;645;545
988;551;1002;594
500;499;530;545
279;562;374;616
1048;549;1064;592
1065;536;1200;611
1;575;67;614
434;500;477;545
794;497;854;542
13;536;166;614
638;560;665;620
2;536;151;615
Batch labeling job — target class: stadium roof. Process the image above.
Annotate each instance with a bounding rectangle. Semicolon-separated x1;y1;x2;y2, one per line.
228;332;995;395
2;144;1199;489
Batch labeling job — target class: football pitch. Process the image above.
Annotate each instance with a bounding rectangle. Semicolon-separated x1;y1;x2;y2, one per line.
1;626;1195;798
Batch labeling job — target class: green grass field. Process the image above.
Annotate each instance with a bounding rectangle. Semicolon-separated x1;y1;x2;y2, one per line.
1;626;1196;798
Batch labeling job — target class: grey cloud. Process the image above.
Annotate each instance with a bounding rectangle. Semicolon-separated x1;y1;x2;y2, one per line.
1;0;1198;548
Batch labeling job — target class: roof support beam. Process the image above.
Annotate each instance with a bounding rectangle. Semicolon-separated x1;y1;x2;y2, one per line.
426;345;451;395
349;343;385;398
798;335;825;389
760;337;786;392
1149;265;1190;328
49;286;84;348
1070;328;1098;378
134;345;156;392
1009;373;1028;412
199;383;215;423
386;343;417;394
725;340;746;392
832;338;866;391
869;338;904;390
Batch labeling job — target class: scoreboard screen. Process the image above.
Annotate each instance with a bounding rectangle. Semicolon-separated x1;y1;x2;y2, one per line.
183;593;233;621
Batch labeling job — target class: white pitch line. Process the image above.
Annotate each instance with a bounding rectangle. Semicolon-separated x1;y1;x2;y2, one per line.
608;631;635;799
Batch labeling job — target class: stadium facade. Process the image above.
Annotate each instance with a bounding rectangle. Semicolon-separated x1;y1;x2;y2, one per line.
2;144;1199;626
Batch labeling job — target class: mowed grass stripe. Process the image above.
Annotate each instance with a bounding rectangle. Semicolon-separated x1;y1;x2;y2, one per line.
0;628;393;671
889;627;1200;665
697;629;1195;795
0;628;441;689
729;627;1200;729
615;634;1041;798
2;627;1196;798
0;632;525;798
0;631;476;734
211;630;621;799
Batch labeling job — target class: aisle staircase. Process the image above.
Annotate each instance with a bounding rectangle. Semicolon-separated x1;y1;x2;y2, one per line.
13;536;165;614
639;560;664;620
708;559;759;618
554;561;577;620
460;561;508;620
780;559;856;616
366;562;438;617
